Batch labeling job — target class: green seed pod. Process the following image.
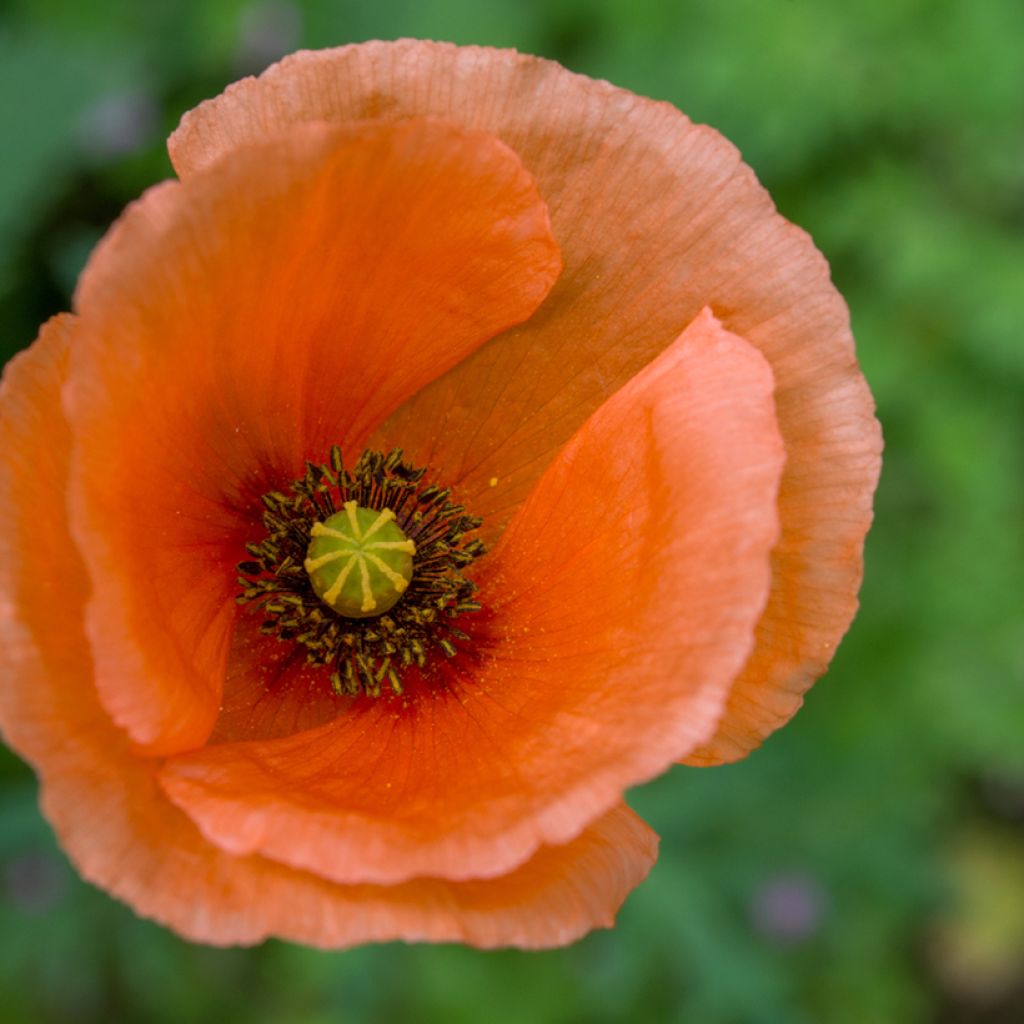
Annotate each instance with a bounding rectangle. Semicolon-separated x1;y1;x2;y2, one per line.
304;501;415;619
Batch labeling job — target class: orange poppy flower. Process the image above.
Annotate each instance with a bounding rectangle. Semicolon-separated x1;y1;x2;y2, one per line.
0;41;881;949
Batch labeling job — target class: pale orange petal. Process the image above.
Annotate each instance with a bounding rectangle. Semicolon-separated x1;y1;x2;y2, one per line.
67;116;560;755
0;316;91;759
159;310;783;885
169;41;881;761
0;318;653;950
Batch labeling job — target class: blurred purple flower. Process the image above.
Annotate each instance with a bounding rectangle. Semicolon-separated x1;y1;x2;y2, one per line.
236;1;302;75
750;871;828;944
77;90;159;160
3;851;67;915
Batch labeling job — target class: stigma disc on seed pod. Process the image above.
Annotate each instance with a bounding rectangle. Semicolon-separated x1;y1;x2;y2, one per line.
303;501;415;619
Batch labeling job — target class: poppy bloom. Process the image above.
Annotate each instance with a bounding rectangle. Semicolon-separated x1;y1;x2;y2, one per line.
0;41;881;949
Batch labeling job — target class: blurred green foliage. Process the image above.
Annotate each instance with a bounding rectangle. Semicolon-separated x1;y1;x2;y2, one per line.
1;1;1022;1022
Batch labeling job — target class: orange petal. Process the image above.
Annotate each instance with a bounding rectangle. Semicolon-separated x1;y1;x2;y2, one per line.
0;319;653;950
66;116;561;755
209;604;348;743
0;316;82;767
159;310;783;885
170;41;881;761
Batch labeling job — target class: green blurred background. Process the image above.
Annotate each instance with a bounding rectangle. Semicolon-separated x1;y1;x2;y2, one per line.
1;1;1022;1021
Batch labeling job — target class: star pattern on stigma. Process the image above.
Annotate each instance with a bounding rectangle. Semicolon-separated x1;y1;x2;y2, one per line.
305;502;416;618
237;448;484;698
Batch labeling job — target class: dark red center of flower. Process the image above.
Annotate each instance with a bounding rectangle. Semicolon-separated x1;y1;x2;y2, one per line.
237;448;485;697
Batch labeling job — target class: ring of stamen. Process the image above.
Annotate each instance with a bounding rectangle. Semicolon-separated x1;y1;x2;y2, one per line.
237;447;485;698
